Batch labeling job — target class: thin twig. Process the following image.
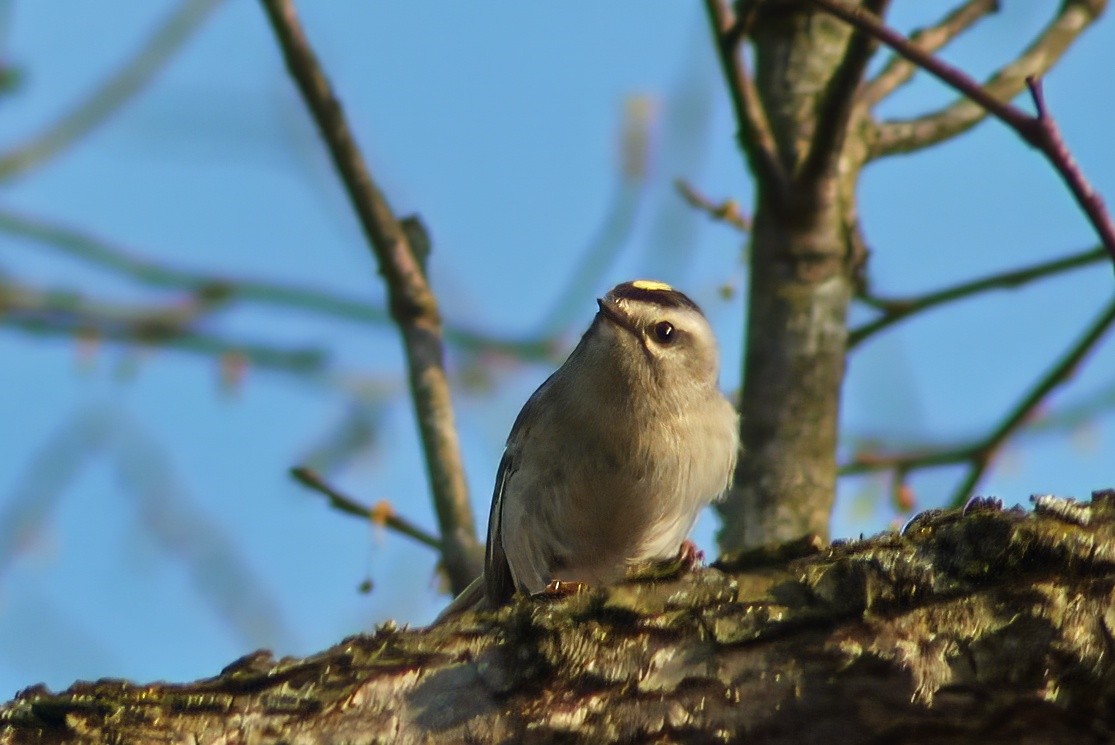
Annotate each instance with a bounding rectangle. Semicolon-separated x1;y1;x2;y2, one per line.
1;281;326;374
869;0;1103;156
0;0;225;181
850;246;1108;347
1023;78;1115;268
805;0;1115;268
702;0;790;210
675;179;751;232
290;467;442;551
259;0;479;593
862;0;1000;106
948;296;1115;505
841;297;1115;505
0;206;556;361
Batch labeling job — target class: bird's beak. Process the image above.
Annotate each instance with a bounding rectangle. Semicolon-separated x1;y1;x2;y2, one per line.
596;297;637;337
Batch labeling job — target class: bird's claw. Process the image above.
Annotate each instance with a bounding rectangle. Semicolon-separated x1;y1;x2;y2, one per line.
533;580;589;600
626;540;704;581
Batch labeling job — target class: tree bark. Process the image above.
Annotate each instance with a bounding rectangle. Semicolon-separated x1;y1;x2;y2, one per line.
715;1;877;552
4;491;1115;744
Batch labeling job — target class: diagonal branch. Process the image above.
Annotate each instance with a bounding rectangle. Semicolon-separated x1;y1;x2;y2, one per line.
0;0;225;181
675;179;751;233
841;296;1115;506
850;245;1108;347
702;0;791;209
804;0;1115;267
259;0;480;593
290;467;442;551
947;296;1115;505
862;0;1000;106
867;0;1105;157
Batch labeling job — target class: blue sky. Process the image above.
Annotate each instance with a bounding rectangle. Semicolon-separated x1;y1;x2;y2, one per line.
1;2;1113;697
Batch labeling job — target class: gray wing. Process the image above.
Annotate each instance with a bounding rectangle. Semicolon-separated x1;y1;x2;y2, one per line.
484;369;561;606
483;450;516;606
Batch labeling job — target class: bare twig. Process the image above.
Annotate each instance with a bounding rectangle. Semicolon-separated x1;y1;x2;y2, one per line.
862;0;1000;106
865;0;1105;156
0;280;326;374
0;0;225;181
675;179;751;232
1023;78;1115;268
841;296;1115;505
702;0;790;209
948;296;1115;505
0;206;555;361
290;467;442;551
259;0;480;593
805;0;1115;268
850;245;1108;347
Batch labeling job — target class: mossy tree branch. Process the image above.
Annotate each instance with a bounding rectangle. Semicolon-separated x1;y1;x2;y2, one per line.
4;492;1115;742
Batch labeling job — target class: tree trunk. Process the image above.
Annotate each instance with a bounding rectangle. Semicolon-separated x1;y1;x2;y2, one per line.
4;491;1115;744
715;1;875;551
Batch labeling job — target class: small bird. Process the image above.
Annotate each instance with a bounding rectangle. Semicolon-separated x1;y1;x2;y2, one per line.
440;280;738;619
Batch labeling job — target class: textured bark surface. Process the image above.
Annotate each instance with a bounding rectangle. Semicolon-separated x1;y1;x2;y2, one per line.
4;491;1115;744
717;2;871;552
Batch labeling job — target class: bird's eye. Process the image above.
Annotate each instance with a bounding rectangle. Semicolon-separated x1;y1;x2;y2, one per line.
651;321;675;344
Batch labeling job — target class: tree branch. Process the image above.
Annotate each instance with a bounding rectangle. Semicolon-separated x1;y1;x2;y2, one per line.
867;0;1105;157
948;295;1115;505
0;206;555;361
850;245;1108;347
290;466;442;551
842;296;1115;506
0;0;225;181
804;0;1115;268
5;495;1115;741
265;0;482;593
0;280;326;374
862;0;1000;107
798;0;892;188
257;0;481;586
702;0;791;210
674;178;751;232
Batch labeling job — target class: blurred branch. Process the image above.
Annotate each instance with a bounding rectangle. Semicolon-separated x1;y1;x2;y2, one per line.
862;0;1000;106
863;0;1106;157
0;280;326;374
805;0;1115;267
0;206;556;361
536;98;651;333
675;179;751;232
0;0;225;181
290;467;441;551
841;296;1115;505
0;407;107;579
703;0;790;210
259;0;481;593
850;245;1108;347
113;409;295;649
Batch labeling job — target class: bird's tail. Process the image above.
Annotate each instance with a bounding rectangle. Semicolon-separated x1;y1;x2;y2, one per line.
432;575;488;623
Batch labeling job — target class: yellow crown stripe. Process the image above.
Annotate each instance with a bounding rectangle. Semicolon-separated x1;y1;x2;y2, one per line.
630;279;673;292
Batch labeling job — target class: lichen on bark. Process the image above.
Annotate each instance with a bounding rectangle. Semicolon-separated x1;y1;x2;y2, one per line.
4;490;1115;744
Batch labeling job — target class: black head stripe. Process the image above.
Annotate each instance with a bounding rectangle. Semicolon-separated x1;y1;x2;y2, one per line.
606;280;702;315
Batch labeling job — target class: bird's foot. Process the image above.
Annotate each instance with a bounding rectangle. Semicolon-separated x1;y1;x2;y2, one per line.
533;580;589;600
626;540;704;582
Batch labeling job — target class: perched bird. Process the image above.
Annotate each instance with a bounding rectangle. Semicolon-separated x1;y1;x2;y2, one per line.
439;280;738;619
